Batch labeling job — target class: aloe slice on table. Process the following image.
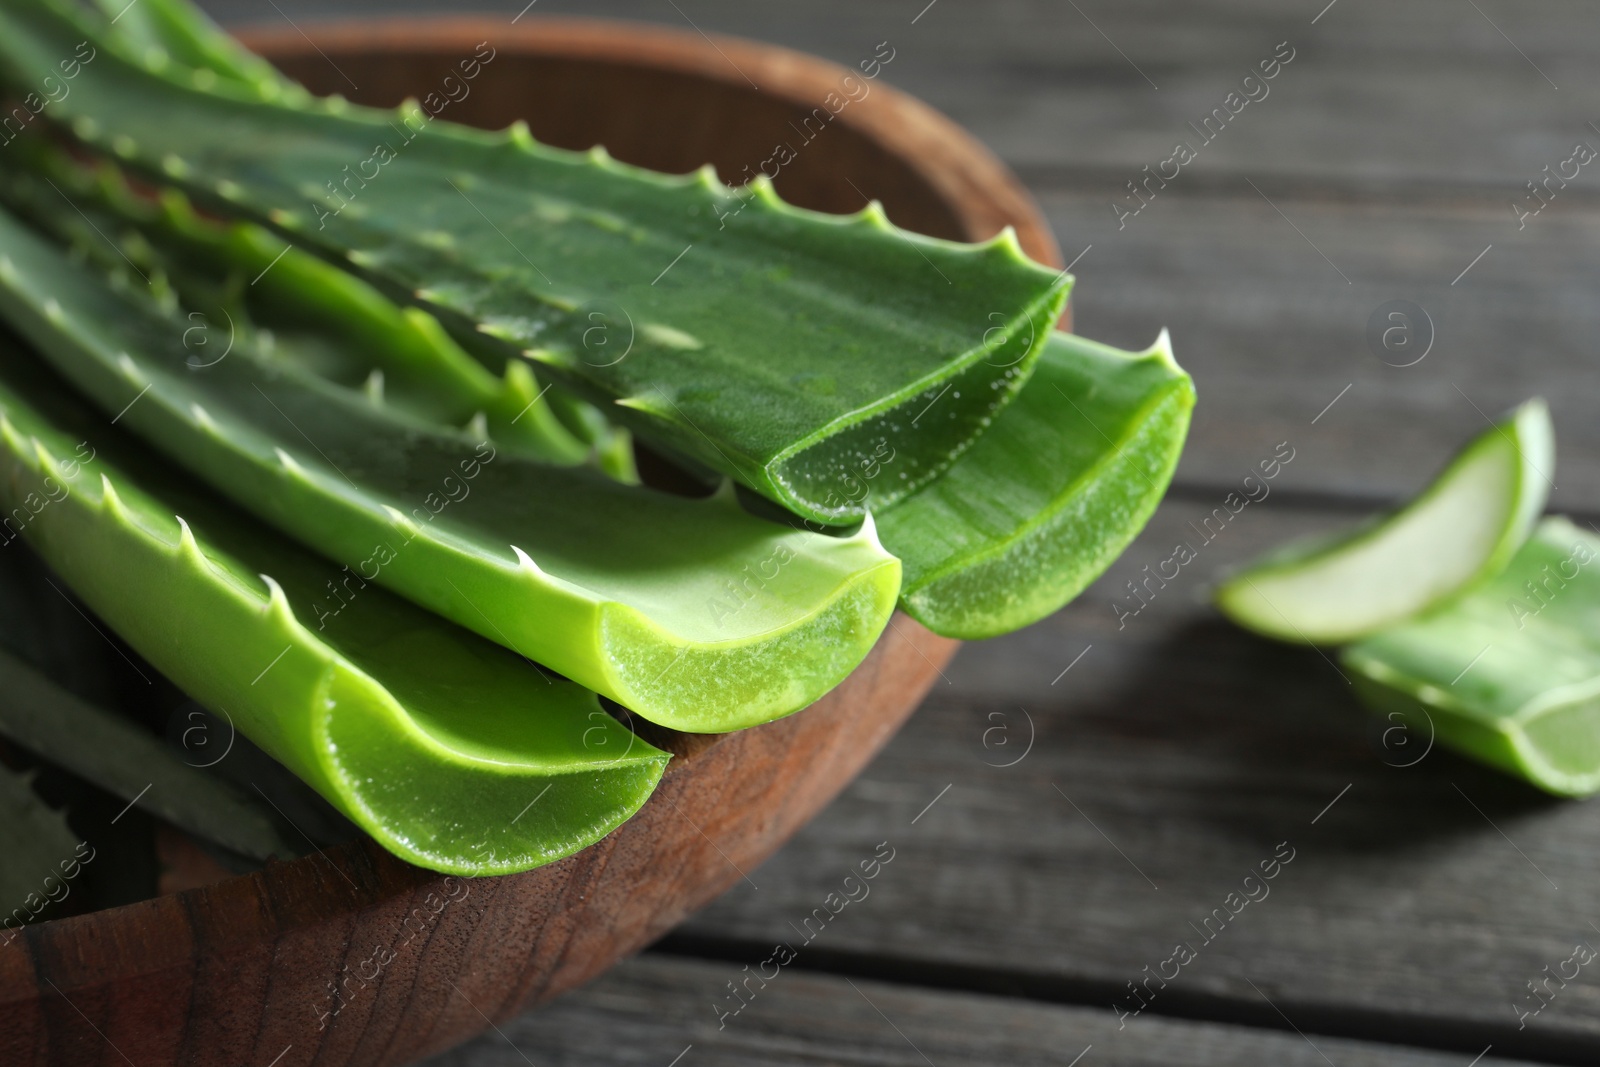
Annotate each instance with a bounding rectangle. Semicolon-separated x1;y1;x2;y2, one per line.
0;203;900;731
0;0;1070;525
0;350;669;874
1344;517;1600;796
877;330;1193;638
1214;399;1552;644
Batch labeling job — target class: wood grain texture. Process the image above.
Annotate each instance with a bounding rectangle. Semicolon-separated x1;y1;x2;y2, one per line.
676;498;1600;1063
1035;186;1600;513
422;954;1546;1067
0;19;1045;1065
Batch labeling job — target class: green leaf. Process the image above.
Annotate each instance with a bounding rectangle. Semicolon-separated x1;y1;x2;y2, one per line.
879;330;1193;638
1214;399;1552;644
0;202;901;731
0;645;296;860
0;0;1070;524
0;349;669;875
1344;517;1600;796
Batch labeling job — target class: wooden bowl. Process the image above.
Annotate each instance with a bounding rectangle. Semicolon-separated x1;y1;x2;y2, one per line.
0;17;1060;1066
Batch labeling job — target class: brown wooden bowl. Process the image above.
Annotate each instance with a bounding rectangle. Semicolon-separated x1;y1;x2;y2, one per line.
0;17;1061;1066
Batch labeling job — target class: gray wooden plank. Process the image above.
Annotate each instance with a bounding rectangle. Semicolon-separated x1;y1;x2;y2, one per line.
420;954;1540;1066
1038;184;1600;512
204;0;1600;189
668;498;1600;1061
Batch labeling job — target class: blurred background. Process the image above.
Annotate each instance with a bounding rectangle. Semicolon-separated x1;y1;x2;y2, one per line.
192;3;1600;1065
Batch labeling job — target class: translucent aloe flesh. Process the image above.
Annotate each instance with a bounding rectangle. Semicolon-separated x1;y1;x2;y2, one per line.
1345;518;1600;796
879;331;1193;638
0;0;1071;525
0;203;901;731
1214;399;1552;644
0;350;668;874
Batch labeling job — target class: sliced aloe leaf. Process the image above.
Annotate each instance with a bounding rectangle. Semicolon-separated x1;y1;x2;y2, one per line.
0;0;1070;524
1214;399;1552;644
878;330;1193;639
0;203;900;731
0;646;294;860
1344;517;1600;796
0;349;669;875
0;763;79;929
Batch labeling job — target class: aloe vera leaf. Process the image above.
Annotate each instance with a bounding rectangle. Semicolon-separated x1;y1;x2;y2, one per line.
0;350;670;875
0;645;295;860
0;763;78;925
1214;399;1552;645
0;146;597;469
0;204;901;731
0;0;1070;524
878;330;1193;639
1343;517;1600;796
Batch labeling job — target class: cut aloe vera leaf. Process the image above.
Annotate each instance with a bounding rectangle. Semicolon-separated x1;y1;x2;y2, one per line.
879;330;1193;639
1344;517;1600;796
0;349;670;875
1214;399;1552;644
0;645;295;860
0;146;597;469
0;0;1069;524
0;203;900;731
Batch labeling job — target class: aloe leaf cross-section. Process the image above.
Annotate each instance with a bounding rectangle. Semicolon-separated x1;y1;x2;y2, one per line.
0;350;668;875
1344;517;1600;797
878;330;1193;638
0;203;901;731
0;0;1071;524
1214;399;1552;645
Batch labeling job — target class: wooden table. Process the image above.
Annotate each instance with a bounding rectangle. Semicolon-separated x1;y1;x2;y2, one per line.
203;0;1600;1062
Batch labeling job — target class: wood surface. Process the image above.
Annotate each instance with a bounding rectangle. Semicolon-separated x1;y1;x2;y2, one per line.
0;19;1040;1066
422;954;1549;1067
